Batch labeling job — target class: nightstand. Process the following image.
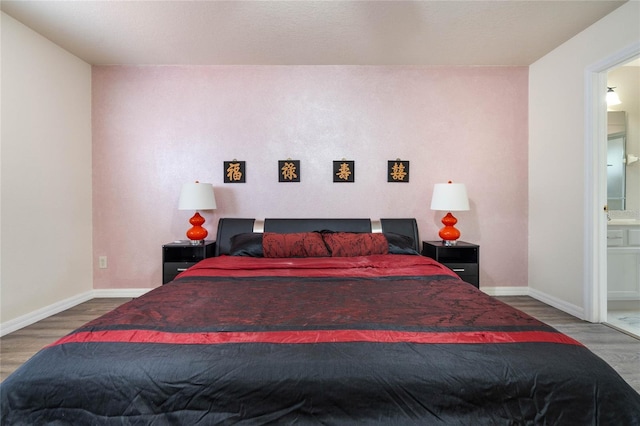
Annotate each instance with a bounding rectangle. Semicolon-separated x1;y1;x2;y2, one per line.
422;241;480;287
162;240;216;284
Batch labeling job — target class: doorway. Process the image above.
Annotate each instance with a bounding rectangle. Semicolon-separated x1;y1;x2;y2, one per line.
605;60;640;338
584;42;640;330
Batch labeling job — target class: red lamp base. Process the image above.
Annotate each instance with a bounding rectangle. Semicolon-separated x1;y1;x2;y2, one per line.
438;212;461;246
186;212;208;244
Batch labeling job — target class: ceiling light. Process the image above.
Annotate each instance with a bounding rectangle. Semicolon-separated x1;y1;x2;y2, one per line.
607;87;621;106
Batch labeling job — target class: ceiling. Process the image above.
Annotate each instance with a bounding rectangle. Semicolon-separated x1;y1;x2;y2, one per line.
0;0;629;66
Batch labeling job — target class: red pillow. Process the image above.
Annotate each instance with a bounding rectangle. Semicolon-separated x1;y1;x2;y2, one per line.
322;232;389;257
262;232;330;258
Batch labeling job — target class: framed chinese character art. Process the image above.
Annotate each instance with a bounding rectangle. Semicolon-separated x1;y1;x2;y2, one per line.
279;160;300;182
388;160;409;182
333;160;355;183
224;160;246;183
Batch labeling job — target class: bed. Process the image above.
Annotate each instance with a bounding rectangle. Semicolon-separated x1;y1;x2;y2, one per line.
2;217;639;424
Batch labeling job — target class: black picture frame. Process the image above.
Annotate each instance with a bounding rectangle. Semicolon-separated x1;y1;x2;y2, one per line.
387;160;410;182
333;160;355;183
224;160;246;183
279;160;300;182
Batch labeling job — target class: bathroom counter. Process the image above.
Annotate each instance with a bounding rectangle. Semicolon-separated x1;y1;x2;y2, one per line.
608;219;640;226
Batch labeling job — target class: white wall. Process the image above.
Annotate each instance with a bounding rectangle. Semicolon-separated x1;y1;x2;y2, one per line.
1;13;93;328
529;2;640;317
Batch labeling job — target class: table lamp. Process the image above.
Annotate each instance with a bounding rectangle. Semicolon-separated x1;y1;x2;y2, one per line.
178;181;217;245
430;181;469;246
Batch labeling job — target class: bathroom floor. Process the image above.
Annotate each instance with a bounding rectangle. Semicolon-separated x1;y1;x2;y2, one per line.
607;302;640;338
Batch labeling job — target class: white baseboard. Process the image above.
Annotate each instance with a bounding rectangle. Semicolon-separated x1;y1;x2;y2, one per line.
92;288;153;298
0;291;94;337
481;286;529;296
481;287;586;320
0;288;153;337
528;287;585;320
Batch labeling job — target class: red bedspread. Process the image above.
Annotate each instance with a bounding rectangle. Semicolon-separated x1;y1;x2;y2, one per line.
58;255;574;347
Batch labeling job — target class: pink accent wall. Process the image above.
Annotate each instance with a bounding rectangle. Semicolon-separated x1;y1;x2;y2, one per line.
92;66;528;289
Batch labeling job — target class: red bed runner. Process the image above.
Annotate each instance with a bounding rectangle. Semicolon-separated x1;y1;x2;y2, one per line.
52;328;581;347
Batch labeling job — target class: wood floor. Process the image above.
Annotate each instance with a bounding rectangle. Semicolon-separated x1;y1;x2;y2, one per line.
496;296;640;393
1;296;639;393
1;298;128;382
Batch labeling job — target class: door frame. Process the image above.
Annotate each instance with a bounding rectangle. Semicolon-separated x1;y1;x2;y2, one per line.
584;42;640;322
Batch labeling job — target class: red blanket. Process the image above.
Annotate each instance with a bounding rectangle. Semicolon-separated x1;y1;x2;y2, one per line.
55;255;577;347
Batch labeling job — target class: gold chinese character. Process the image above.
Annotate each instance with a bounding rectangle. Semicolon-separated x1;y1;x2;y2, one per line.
336;162;351;180
390;162;407;181
227;162;243;181
281;162;297;181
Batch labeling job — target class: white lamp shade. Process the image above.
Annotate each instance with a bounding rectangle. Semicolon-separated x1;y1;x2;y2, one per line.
430;182;469;211
178;182;217;210
606;88;621;106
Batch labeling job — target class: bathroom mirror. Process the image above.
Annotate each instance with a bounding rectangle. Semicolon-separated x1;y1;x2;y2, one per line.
607;60;640;214
607;111;627;210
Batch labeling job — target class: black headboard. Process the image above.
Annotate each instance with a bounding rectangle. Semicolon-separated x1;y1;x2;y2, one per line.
215;218;419;256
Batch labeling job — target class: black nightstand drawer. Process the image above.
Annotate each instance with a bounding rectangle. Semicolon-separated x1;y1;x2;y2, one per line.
444;263;479;286
423;244;478;263
163;262;197;283
163;246;212;262
445;262;478;276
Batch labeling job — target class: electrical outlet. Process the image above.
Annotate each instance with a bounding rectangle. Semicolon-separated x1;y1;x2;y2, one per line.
98;256;108;269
